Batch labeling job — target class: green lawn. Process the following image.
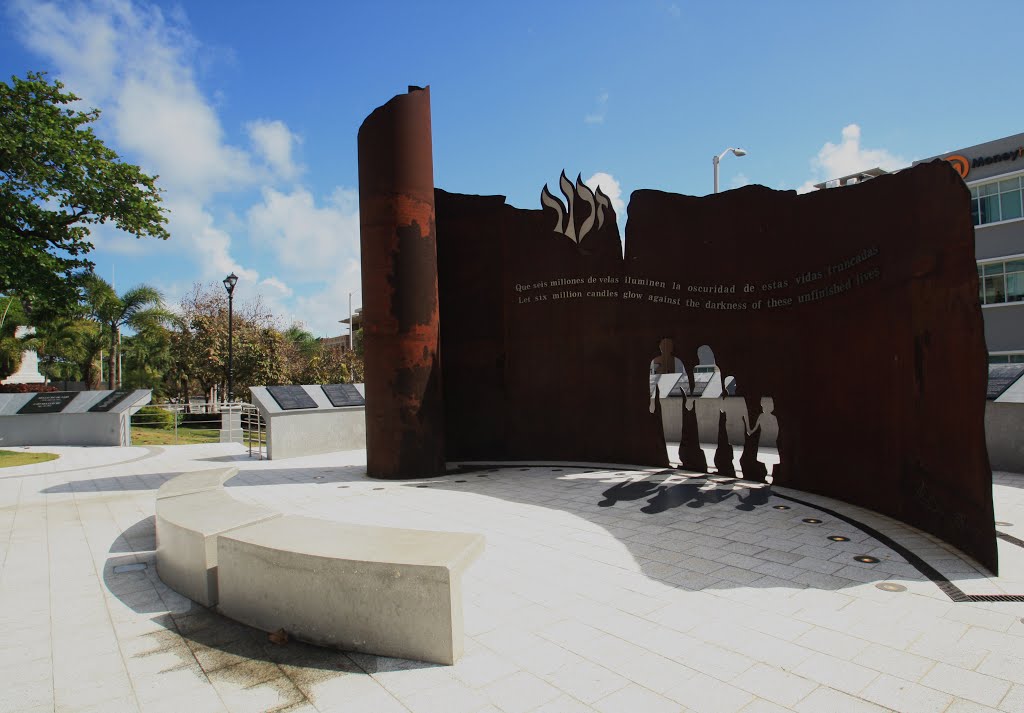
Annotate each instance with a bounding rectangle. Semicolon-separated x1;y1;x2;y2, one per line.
0;450;60;468
130;426;221;446
130;427;266;448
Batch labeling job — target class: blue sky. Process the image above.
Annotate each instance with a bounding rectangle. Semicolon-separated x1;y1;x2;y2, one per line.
3;0;1022;337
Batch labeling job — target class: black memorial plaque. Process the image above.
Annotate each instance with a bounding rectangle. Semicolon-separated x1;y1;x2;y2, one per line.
17;391;78;415
987;364;1024;400
266;385;318;410
88;389;135;413
320;383;365;408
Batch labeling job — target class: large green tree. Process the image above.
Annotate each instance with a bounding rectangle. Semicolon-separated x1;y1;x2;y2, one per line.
0;295;27;379
0;72;169;314
169;284;288;403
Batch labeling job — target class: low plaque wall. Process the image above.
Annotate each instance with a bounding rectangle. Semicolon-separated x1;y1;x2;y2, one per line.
250;384;366;460
0;389;151;447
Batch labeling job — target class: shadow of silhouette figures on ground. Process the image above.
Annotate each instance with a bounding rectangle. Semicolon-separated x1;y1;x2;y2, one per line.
598;478;663;507
736;485;772;511
641;482;743;514
597;478;775;516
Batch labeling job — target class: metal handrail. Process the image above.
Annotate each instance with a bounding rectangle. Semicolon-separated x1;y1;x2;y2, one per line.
130;401;265;457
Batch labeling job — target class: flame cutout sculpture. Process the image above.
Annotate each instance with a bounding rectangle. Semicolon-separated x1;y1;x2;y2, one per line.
559;171;577;242
576;177;597;240
540;171;612;244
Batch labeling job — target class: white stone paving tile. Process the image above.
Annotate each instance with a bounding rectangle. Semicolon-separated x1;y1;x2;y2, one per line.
999;683;1024;713
919;662;1012;708
791;687;890;713
851;642;936;681
791;651;878;696
945;698;1008;713
664;670;756;713
481;670;562;713
2;445;1023;712
594;683;682;713
859;672;955;713
732;663;818;708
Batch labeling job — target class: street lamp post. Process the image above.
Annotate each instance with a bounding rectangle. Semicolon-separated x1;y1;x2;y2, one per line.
713;147;748;193
223;273;238;402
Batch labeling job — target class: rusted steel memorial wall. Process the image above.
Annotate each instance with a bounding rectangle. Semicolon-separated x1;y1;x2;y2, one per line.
358;87;997;573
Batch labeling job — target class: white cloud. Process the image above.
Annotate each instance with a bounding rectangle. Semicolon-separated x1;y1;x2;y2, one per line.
166;197;256;282
292;263;363;337
584;90;609;125
247;186;361;281
584;172;627;216
13;0;261;197
730;173;751;189
10;0;356;335
248;119;303;180
797;124;905;194
259;276;293;298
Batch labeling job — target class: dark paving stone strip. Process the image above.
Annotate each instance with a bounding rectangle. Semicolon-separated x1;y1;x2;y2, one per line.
996;530;1024;549
772;492;1024;603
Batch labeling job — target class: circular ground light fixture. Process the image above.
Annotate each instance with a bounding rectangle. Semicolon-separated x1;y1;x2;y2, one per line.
773;505;791;510
828;536;850;542
875;582;906;592
373;487;384;491
996;521;1013;527
854;556;880;564
802;518;823;524
415;485;428;488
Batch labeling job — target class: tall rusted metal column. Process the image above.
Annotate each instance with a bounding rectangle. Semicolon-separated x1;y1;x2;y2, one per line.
358;87;445;478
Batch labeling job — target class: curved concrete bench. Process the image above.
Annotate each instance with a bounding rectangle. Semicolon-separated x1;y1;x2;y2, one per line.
154;468;484;665
218;515;484;665
156;467;279;606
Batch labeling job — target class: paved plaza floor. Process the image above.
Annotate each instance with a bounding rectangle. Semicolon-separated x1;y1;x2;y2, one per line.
1;442;1023;713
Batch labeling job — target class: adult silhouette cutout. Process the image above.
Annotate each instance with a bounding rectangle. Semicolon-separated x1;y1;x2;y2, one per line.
713;391;736;477
677;351;707;474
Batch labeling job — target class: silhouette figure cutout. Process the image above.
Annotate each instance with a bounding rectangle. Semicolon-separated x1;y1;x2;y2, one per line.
678;388;708;474
742;396;778;482
739;401;768;483
713;391;736;477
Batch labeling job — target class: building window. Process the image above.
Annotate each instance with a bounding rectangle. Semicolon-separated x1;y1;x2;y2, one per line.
971;176;1024;226
989;353;1024;364
978;259;1024;305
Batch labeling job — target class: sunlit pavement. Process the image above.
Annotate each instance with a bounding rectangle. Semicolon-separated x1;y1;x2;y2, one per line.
1;442;1023;713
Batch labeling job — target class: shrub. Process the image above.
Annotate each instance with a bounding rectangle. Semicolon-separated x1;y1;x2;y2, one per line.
180;412;222;430
133;405;176;429
0;383;58;393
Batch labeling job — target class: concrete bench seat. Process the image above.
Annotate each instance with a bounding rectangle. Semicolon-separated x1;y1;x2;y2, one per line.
156;484;279;607
217;515;484;665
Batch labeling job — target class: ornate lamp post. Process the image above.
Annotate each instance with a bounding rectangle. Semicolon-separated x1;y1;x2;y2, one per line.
223;272;238;402
713;147;747;193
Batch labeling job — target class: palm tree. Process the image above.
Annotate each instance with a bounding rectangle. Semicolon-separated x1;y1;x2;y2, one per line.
83;274;171;389
23;316;105;388
0;295;26;380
